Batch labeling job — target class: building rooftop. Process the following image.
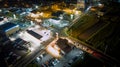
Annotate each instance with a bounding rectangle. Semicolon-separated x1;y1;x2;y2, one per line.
56;38;71;53
14;38;27;45
0;22;18;32
0;17;3;21
26;30;42;39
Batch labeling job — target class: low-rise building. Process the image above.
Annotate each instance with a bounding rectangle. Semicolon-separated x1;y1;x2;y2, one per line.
26;30;42;40
0;22;19;36
25;30;42;45
56;38;72;53
14;38;31;51
0;30;11;46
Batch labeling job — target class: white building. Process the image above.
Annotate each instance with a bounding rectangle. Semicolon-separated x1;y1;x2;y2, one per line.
24;30;42;45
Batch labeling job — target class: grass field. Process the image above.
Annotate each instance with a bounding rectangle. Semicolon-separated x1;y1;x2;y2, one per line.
67;14;99;39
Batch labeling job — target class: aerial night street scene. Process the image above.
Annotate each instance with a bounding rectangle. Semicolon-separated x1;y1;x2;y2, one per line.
0;0;120;67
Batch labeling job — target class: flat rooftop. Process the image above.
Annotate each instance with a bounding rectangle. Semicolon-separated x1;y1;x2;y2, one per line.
26;30;42;39
0;22;18;32
56;38;72;53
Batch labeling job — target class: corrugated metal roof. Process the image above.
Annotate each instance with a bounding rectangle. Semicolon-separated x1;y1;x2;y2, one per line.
0;22;18;32
26;30;42;39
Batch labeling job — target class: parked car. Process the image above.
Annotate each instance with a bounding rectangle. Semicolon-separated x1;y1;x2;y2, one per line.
52;59;59;66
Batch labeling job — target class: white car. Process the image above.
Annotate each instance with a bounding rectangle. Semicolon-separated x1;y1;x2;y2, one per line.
52;59;60;66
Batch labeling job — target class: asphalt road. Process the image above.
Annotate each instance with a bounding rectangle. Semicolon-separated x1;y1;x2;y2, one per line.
13;46;43;67
67;37;120;67
12;37;54;67
11;5;120;67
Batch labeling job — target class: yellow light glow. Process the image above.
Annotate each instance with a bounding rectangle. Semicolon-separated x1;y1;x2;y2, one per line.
51;4;61;11
53;45;60;51
63;8;73;14
74;10;81;15
35;19;42;22
90;7;96;11
46;45;61;58
29;13;39;18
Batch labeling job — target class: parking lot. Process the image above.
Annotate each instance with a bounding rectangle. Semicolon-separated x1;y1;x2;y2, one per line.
32;46;84;67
